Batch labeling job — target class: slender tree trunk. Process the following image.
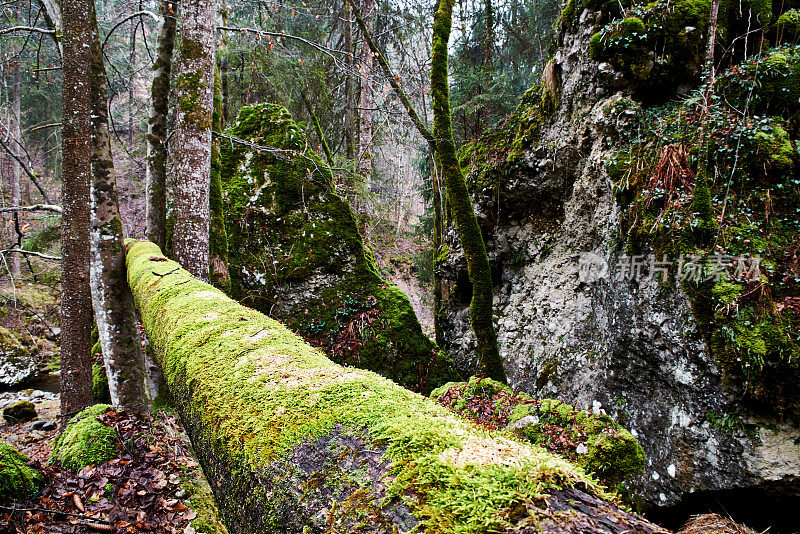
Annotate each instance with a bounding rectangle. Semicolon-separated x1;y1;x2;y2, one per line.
128;19;136;146
432;158;445;347
344;1;355;160
432;0;506;382
357;0;374;192
209;65;230;291
692;0;720;246
481;0;493;128
88;3;148;410
172;0;216;280
60;0;94;420
10;65;21;279
220;0;231;126
145;0;177;251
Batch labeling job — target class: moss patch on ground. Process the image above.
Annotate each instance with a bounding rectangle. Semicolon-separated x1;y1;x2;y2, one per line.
126;240;611;533
219;103;459;393
0;442;43;501
431;377;644;489
51;404;119;471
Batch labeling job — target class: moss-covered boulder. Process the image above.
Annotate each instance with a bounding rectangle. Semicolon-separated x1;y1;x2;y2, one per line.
0;442;43;501
0;326;36;388
2;401;37;425
432;377;645;488
51;404;119;471
220;103;459;393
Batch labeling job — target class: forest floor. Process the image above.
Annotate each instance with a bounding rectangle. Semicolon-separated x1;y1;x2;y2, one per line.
0;402;227;534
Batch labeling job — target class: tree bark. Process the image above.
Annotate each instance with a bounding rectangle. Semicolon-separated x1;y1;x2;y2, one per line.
60;0;94;420
125;240;666;534
172;0;216;280
88;3;148;411
431;0;506;382
9;64;21;279
145;0;177;251
344;1;355;160
357;0;374;190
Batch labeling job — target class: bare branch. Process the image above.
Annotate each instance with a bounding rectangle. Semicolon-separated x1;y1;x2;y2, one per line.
0;248;61;261
0;25;56;36
0;204;62;214
217;25;352;63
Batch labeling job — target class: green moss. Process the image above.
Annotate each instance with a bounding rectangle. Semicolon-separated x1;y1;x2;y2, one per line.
177;71;211;130
21;222;61;253
92;362;111;404
717;46;800;117
2;401;37;424
0;442;43;501
125;240;609;532
776;9;800;41
220;103;459;393
0;326;30;363
435;380;645;488
51;404;119;471
753;123;796;171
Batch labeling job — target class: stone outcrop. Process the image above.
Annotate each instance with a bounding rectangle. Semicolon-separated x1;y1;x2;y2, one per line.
441;0;800;513
219;103;458;393
0;326;35;388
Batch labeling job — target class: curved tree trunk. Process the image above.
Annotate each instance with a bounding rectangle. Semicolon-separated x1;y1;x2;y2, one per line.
145;0;177;251
60;0;94;420
172;0;217;280
431;0;506;382
88;3;147;410
125;239;667;534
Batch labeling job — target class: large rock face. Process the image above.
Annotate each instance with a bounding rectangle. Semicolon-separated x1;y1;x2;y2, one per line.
220;103;458;393
442;3;800;513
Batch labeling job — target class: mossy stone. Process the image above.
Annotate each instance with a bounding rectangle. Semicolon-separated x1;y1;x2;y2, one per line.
0;441;43;501
220;103;459;393
51;404;118;471
3;401;37;424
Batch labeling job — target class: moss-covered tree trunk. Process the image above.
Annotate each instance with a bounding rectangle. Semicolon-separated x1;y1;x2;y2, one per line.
145;0;177;251
172;0;216;280
125;239;667;534
431;0;506;383
60;0;94;420
209;65;230;291
87;3;147;410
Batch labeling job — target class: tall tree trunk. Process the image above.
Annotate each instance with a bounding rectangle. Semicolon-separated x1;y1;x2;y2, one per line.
220;0;231;126
88;3;148;410
344;1;355;160
209;65;229;291
432;158;445;348
145;0;177;251
481;0;494;128
357;0;374;192
10;65;21;279
60;0;94;420
172;0;216;280
431;0;506;382
692;0;720;246
128;19;136;146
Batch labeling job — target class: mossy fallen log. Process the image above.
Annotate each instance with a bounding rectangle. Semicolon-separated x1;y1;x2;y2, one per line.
126;240;668;534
